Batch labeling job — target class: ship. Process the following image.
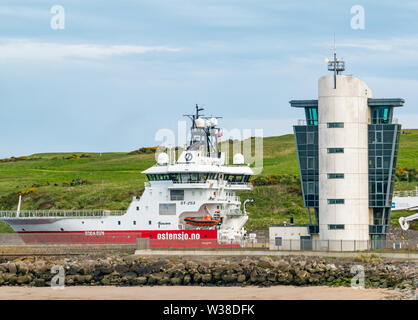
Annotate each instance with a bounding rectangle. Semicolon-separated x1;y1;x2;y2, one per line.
0;105;256;247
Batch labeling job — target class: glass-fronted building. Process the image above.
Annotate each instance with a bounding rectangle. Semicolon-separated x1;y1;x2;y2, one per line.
290;97;404;242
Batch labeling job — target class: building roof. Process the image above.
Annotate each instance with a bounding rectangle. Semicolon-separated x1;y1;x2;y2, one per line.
289;98;405;108
289;100;318;108
367;98;405;107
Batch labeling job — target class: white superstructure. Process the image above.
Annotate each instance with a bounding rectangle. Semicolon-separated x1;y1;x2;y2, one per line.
0;106;255;246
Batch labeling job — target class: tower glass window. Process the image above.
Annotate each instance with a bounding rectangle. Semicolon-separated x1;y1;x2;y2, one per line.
307;132;314;144
327;148;344;153
371;107;392;124
305;107;318;125
328;199;345;204
327;122;344;128
328;173;344;179
328;224;345;230
307;157;315;169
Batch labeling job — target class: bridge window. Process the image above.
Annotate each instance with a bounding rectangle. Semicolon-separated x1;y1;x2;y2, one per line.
224;174;247;183
170;190;184;201
159;203;176;215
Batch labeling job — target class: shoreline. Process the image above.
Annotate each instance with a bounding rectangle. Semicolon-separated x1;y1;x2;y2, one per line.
0;285;407;300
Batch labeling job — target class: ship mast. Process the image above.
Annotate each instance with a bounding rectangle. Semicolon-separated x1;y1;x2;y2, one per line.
183;105;222;157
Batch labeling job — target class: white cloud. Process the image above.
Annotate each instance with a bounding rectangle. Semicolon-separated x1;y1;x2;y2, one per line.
337;37;418;53
0;38;182;61
0;6;47;19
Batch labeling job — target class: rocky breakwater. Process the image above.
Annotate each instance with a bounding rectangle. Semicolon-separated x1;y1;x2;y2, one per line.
0;255;416;293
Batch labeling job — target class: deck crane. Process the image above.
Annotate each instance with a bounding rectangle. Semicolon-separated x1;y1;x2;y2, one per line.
399;210;418;231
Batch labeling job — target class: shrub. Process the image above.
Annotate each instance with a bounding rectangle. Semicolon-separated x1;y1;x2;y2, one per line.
17;187;37;195
128;146;160;155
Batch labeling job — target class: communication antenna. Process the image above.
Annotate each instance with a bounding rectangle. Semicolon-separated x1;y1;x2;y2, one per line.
324;34;345;89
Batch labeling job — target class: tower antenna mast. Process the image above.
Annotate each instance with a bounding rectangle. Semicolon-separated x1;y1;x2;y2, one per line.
326;34;345;89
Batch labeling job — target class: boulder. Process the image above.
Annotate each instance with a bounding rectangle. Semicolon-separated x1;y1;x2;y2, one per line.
183;274;191;285
17;275;32;284
148;273;165;285
275;260;291;272
237;274;246;283
170;277;182;285
3;273;17;284
115;264;129;274
135;277;148;285
258;257;275;269
201;274;212;283
7;263;17;274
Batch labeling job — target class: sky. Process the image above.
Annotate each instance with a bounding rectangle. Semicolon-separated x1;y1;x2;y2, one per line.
0;0;417;158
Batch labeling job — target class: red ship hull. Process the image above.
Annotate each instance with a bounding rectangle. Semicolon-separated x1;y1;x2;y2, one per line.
16;229;241;248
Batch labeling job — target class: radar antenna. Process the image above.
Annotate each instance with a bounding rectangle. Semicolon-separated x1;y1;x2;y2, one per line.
325;34;345;89
183;105;223;157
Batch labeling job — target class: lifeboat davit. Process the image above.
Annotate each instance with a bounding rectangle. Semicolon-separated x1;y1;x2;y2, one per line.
184;216;220;227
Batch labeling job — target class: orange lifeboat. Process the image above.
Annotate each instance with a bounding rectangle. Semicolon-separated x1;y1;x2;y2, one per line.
184;216;220;227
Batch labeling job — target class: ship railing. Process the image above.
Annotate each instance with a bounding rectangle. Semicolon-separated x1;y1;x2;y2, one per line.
0;210;126;218
225;182;252;188
172;180;207;184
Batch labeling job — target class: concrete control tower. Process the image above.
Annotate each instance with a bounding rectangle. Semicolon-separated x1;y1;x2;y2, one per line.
286;52;404;251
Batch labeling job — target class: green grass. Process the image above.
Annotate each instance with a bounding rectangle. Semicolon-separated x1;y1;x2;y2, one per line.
1;129;417;232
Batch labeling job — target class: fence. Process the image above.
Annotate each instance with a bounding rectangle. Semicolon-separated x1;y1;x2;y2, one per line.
0;233;416;252
141;238;417;252
269;238;417;252
393;187;418;197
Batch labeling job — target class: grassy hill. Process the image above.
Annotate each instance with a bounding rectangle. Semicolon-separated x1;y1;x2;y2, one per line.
0;129;417;232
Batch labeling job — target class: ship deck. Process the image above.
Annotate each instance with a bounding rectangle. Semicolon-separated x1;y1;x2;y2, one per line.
0;210;125;219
